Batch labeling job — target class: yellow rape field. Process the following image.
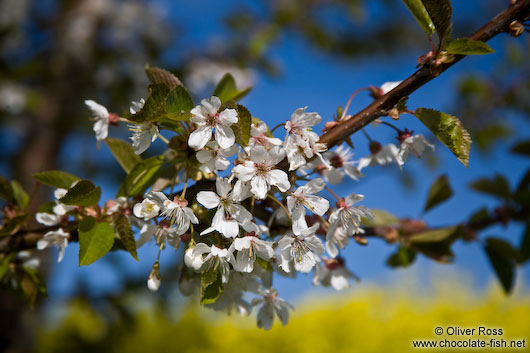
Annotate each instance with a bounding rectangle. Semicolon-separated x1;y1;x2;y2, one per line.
37;276;530;353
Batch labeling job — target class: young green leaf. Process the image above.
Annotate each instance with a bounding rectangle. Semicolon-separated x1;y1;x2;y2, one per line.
445;38;494;55
10;180;29;209
213;73;251;104
0;176;14;203
484;237;518;294
415;108;471;167
200;259;224;304
78;217;115;266
33;170;80;189
408;226;457;243
113;213;139;261
18;266;47;308
361;209;400;227
105;138;142;174
422;0;452;45
128;84;171;123
59;180;101;207
213;73;238;104
233;104;252;147
402;0;435;36
119;155;165;197
386;246;416;267
469;174;511;200
424;174;453;212
145;64;182;89
164;85;194;121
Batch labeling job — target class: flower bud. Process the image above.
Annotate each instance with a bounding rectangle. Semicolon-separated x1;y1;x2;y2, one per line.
508;20;524;37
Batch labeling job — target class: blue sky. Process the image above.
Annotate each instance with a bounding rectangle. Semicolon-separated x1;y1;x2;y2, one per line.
43;0;530;301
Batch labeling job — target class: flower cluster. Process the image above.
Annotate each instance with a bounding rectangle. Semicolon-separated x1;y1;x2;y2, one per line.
45;79;435;329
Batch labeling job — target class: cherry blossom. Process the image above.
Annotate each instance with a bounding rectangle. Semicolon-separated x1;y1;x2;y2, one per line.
278;223;325;273
287;178;329;234
188;96;238;150
357;142;400;171
252;289;293;330
397;129;435;166
185;243;235;283
328;194;373;238
36;228;69;262
129;122;159;155
313;257;358;290
229;232;275;272
143;191;198;235
233;145;290;199
196;140;238;174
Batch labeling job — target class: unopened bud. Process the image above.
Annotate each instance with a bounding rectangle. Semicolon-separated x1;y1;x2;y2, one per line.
108;113;120;125
353;235;368;245
388;108;400;120
508;20;524;37
369;141;382;155
147;263;161;291
324;121;340;132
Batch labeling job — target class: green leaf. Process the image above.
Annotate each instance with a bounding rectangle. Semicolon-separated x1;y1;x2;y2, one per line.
386;246;416;267
59;180;101;207
105;138;142;174
0;176;14;203
402;0;435;36
33;170;80;189
233;104;252;147
19;266;47;308
113;213;138;261
0;253;15;279
445;38;495;55
408;226;457;243
469;174;511;200
511;140;530;157
10;181;29;209
415;108;471;167
78;217;115;266
212;73;251;104
0;214;29;237
200;259;224;305
213;73;238;104
118;156;165;197
145;65;182;89
468;207;490;226
516;168;530;193
422;0;452;44
484;237;518;294
519;224;530;263
128;84;171;123
361;209;399;227
163;85;194;121
424;174;453;212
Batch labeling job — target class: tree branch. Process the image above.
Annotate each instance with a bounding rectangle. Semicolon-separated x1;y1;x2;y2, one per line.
318;0;530;149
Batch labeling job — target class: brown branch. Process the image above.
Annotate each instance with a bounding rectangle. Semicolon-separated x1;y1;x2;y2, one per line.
318;0;530;149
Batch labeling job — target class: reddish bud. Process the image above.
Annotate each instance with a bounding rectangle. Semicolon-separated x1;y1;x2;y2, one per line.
369;141;382;155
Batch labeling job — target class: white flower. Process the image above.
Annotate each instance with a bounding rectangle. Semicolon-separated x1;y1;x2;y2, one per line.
327;194;373;238
129;122;159;155
36;212;62;226
285;107;321;140
278;224;325;273
195;140;238;174
233;146;290;200
246;120;283;149
147;265;161;291
136;221;180;249
133;198;160;220
397;131;435;166
206;271;261;316
186;243;235;283
52;187;76;215
380;81;402;95
144;191;198;235
36;228;69;262
287;178;329;234
85;100;110;142
325;224;350;258
319;145;362;184
197;178;252;238
129;98;145;114
284;107;327;171
252;289;293;330
17;251;40;269
313;257;358;290
230;233;275;273
188;96;238;150
357;142;400;171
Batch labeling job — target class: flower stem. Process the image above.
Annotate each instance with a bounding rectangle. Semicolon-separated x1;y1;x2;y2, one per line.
270;123;285;133
180;174;188;199
341;87;369;120
266;194;292;221
360;129;373;142
380;121;402;133
156;131;170;144
324;186;341;201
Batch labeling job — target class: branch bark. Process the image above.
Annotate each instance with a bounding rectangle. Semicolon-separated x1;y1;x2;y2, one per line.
318;0;530;149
